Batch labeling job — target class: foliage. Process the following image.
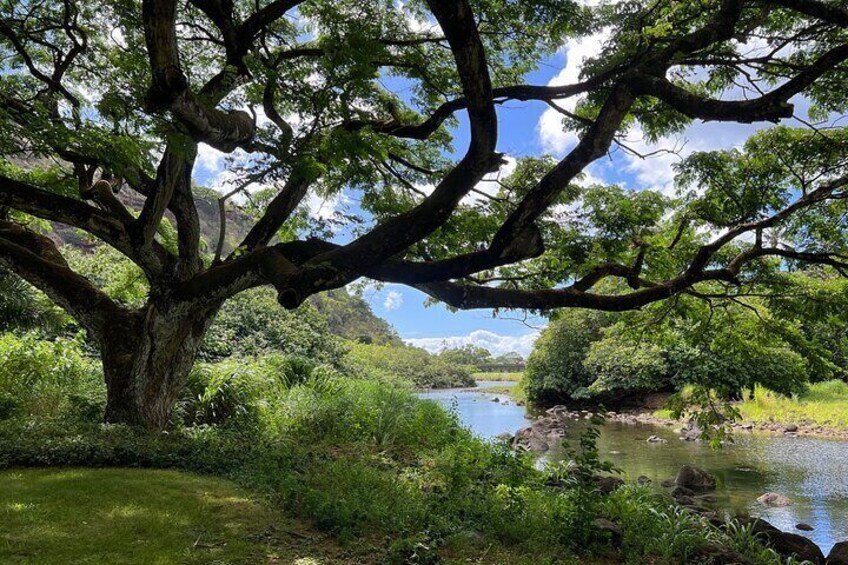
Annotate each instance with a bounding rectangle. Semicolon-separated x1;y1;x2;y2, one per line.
739;381;848;428
4;0;848;431
0;332;102;423
346;342;475;388
524;309;609;404
0;268;66;334
438;344;493;369
0;347;786;564
582;337;668;401
525;284;840;407
64;245;149;308
200;287;345;364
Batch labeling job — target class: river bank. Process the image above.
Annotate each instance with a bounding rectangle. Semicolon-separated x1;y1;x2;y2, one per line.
420;383;848;558
476;377;848;440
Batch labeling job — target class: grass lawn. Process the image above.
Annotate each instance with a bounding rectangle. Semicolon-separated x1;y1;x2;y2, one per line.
0;468;345;564
738;380;848;428
473;371;523;382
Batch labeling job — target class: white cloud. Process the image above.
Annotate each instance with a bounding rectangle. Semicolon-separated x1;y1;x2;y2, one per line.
384;290;403;311
406;329;541;358
537;29;610;155
195;143;227;178
305;192;342;220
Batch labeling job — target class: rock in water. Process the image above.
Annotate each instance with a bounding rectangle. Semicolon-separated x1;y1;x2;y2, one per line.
674;465;717;491
595;476;624;495
744;518;825;564
827;541;848;565
646;435;667;443
757;492;792;507
795;523;814;531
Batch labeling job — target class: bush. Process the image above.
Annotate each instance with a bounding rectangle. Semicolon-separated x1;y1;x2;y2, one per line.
200;287;345;364
582;337;668;401
524;310;608;404
0;332;103;423
346;342;475;388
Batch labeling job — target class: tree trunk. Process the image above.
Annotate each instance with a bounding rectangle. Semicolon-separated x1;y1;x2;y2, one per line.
101;302;217;429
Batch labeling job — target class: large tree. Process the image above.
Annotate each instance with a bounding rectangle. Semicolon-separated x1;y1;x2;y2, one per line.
2;0;848;427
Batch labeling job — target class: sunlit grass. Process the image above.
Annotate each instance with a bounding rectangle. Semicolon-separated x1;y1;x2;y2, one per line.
0;468;341;564
738;380;848;428
473;371;524;382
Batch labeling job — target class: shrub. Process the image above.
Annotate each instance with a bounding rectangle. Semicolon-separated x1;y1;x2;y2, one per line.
0;332;103;423
346;342;475;388
200;287;345;364
582;337;669;401
524;310;608;404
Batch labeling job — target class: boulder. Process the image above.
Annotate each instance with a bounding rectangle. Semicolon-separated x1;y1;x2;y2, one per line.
592;518;622;547
700;542;756;565
784;424;799;433
745;518;824;564
757;492;792;507
796;523;814;532
595;476;625;495
670;485;695;499
827;541;848;565
675;465;717;491
767;531;824;563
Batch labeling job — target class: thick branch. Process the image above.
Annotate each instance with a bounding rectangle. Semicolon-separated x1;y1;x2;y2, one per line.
0;221;128;338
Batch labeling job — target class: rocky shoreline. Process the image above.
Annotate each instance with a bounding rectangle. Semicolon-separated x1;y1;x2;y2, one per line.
501;406;848;563
603;408;848;441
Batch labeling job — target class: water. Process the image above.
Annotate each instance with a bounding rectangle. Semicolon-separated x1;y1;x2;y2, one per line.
418;384;848;554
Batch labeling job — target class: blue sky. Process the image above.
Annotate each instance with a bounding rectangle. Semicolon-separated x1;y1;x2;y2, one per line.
193;31;797;357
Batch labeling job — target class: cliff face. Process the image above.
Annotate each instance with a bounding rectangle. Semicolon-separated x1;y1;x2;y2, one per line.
50;188;254;257
309;289;402;346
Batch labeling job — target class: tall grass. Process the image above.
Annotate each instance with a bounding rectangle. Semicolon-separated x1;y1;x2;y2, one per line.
473;371;524;382
739;380;848;427
0;332;789;563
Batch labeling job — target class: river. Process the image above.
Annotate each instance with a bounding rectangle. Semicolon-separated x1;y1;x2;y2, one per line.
418;382;848;554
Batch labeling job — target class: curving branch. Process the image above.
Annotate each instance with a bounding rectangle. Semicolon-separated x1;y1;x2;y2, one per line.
0;221;129;339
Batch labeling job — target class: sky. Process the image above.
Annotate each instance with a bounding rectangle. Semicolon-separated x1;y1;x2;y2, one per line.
191;30;805;359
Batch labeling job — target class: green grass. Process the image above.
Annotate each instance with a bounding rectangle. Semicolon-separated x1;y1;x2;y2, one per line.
473;371;524;382
738;380;848;428
481;383;527;404
0;468;342;564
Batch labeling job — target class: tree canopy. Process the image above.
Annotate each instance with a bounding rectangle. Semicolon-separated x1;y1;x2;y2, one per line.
3;0;848;426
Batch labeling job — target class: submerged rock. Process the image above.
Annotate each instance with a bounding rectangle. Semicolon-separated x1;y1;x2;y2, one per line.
757;492;792;507
675;465;717;491
646;435;667;443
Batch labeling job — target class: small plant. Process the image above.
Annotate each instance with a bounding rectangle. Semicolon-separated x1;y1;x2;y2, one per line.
547;411;620;488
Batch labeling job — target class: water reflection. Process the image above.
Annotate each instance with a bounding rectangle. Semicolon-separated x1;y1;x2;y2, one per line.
418;385;848;554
